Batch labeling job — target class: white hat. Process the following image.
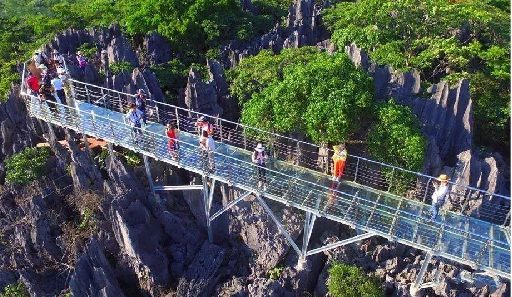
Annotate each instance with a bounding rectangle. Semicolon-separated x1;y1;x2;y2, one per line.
255;143;265;152
198;116;205;122
52;49;59;54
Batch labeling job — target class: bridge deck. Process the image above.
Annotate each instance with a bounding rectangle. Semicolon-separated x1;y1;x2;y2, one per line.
23;92;510;279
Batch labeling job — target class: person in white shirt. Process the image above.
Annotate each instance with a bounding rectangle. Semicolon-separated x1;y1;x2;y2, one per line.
125;103;144;143
431;174;450;221
206;133;216;172
252;143;268;190
51;73;66;104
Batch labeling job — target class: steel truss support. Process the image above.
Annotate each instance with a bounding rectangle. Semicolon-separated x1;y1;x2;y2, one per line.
209;191;251;222
410;252;433;296
154;185;203;191
297;210;317;269
107;142;115;159
256;195;302;257
203;177;216;243
306;232;375;257
143;155;155;196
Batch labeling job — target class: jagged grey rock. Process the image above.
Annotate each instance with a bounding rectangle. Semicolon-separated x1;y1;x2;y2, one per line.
69;239;126;297
142;32;172;65
176;241;225;297
182;68;223;116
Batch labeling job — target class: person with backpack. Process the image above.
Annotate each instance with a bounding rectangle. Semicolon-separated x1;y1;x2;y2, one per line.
199;130;209;171
252;143;268;190
76;51;87;72
431;174;450;221
135;89;150;126
195;116;213;136
52;49;65;68
38;82;58;118
125;103;144;144
332;143;347;182
166;123;179;160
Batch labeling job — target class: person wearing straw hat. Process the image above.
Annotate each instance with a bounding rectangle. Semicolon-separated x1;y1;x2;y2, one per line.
431;174;450;221
332;143;347;182
252;143;268;190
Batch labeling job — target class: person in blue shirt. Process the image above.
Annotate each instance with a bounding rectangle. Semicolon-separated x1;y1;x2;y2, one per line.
126;103;144;144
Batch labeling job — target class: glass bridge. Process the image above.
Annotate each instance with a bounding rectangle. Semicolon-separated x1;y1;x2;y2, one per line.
20;72;510;282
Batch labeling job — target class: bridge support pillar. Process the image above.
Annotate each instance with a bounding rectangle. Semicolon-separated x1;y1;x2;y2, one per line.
107;142;114;159
203;177;215;243
143;155;155;196
298;211;317;270
410;252;433;296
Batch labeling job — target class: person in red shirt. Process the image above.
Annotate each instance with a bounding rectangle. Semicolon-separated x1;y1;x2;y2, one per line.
26;73;40;96
166;123;179;160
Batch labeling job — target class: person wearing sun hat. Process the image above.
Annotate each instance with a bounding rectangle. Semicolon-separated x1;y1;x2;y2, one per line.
252;143;268;190
431;174;450;221
331;143;347;182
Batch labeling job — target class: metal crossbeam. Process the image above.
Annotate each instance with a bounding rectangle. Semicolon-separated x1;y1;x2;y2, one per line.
256;195;302;257
154;185;203;191
306;232;375;257
209;191;251;222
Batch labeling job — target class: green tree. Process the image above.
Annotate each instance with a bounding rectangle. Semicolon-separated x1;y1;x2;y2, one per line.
5;147;50;185
323;0;510;154
240;49;374;144
1;282;27;297
368;100;426;192
328;261;384;297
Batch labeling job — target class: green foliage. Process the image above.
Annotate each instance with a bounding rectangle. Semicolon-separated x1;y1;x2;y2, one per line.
119;148;142;167
1;282;27;297
238;48;374;144
323;0;510;153
368;100;426;171
5;147;50;185
78;207;95;230
93;147;109;170
328;261;384;297
267;265;284;280
77;43;97;60
109;61;135;75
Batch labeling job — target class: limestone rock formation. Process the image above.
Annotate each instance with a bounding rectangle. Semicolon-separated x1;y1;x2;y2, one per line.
182;68;223;116
141;32;172;65
69;239;126;297
219;0;329;69
176;241;225;297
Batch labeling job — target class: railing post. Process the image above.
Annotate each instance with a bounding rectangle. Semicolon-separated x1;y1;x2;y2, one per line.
503;209;511;226
422;177;432;203
353;158;360;182
387;168;395;192
296;141;301;166
175;107;180;130
155;104;160;123
85;85;91;103
219;120;224;143
91;111;97;135
118;93;123;112
100;88;106;108
243;127;247;150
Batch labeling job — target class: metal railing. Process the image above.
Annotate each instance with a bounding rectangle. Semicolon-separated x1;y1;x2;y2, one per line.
20;92;511;279
64;78;511;225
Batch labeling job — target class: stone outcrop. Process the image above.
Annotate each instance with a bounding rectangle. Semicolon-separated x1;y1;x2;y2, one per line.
112;67;166;103
176;241;225;297
105;156;170;295
219;0;329;69
69;239;126;297
344;44;510;200
141;32;172;66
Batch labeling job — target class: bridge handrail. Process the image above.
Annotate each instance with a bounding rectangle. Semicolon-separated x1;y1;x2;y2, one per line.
66;78;511;202
21;92;509;247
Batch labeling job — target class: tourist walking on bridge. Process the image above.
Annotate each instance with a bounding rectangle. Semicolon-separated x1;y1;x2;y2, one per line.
166;123;179;160
431;174;450;221
332;143;347;182
76;52;87;72
252;143;268;190
51;73;66;105
26;73;40;97
135;89;150;126
126;103;144;145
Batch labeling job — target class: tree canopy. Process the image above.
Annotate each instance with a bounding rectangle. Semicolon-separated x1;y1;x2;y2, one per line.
234;48;374;144
323;0;510;153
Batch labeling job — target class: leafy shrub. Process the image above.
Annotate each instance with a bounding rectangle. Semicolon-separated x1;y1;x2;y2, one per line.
150;59;187;94
119;148;142;167
368;100;426;171
109;61;135;75
1;282;27;297
5;147;50;185
328;261;384;297
77;42;97;60
267;265;284;280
